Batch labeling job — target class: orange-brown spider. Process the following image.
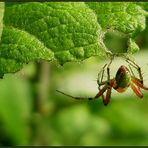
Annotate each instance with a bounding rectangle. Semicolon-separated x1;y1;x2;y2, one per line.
57;58;148;105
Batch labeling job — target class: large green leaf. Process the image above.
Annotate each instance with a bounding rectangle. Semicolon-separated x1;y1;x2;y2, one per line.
0;2;147;76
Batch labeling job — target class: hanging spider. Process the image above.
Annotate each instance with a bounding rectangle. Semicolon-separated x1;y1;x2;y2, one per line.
56;58;148;106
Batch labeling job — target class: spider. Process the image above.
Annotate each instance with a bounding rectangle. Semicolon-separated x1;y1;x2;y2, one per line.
56;58;148;106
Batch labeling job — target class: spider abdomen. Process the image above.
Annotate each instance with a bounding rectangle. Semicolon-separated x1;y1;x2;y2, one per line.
113;65;131;93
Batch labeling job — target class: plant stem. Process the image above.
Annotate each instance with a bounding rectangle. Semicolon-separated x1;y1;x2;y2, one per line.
30;61;51;146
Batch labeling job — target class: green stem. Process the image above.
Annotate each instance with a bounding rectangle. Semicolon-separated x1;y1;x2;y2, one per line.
30;61;51;146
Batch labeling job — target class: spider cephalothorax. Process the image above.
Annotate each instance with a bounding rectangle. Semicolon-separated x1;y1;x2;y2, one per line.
56;58;148;106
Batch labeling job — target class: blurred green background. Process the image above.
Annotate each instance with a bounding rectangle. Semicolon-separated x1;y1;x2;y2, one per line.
0;20;148;146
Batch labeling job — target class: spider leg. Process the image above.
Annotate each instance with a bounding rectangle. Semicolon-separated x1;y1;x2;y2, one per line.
103;86;112;106
131;83;143;98
126;58;143;84
107;56;113;81
97;64;108;103
97;64;107;84
101;58;113;105
131;77;148;90
128;64;135;78
56;84;108;101
95;84;108;99
126;58;148;96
